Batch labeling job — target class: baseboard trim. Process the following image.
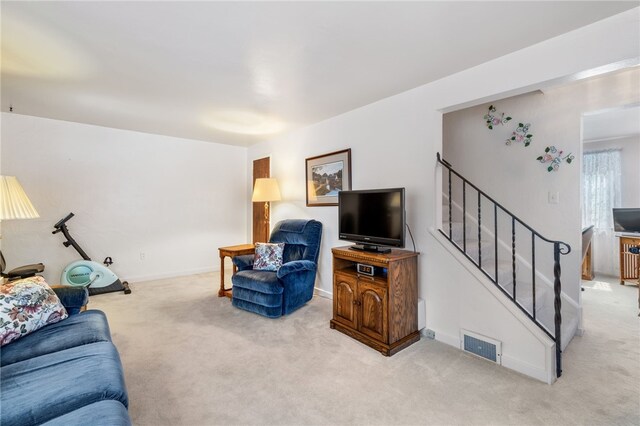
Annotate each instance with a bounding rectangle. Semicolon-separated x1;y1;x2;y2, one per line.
429;329;459;347
314;287;333;299
126;267;215;283
501;353;553;384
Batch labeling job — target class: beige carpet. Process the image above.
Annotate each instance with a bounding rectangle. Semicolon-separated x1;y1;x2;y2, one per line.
89;272;640;425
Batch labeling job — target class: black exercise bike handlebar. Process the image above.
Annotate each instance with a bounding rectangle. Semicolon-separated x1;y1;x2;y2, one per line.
53;212;75;229
52;213;91;261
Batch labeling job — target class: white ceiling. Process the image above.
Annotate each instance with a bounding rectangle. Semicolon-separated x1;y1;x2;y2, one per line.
583;105;640;143
1;1;636;147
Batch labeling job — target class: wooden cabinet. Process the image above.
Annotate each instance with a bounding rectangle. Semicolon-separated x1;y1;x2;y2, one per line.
330;246;419;356
334;272;358;329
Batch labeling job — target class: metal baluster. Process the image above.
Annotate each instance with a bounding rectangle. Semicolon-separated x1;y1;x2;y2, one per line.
494;204;498;284
531;233;536;320
554;242;563;378
512;217;516;301
463;181;467;253
448;169;452;240
477;191;482;268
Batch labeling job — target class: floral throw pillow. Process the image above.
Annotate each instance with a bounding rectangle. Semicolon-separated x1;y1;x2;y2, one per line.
253;242;285;271
0;276;68;347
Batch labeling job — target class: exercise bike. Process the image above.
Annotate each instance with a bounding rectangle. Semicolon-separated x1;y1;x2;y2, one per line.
53;213;131;295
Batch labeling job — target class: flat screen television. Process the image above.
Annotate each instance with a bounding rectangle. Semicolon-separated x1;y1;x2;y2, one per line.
613;208;640;234
338;188;405;253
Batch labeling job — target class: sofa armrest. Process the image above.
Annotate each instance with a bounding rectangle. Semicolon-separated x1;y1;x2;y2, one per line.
233;254;255;271
52;286;89;315
277;260;317;279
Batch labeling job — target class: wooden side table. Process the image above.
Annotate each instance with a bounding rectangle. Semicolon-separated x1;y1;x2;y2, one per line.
217;244;255;298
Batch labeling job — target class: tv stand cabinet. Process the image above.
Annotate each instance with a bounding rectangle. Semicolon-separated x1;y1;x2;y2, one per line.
330;246;420;356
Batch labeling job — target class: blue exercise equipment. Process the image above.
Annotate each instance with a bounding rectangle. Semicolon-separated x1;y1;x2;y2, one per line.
53;213;131;295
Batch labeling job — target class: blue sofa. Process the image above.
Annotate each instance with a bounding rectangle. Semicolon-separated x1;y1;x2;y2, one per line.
0;287;131;426
232;219;322;318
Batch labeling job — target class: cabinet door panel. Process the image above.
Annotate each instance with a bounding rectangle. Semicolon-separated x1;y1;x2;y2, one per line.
358;282;387;343
334;273;357;329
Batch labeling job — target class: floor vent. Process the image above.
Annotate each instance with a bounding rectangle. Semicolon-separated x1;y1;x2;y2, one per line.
461;330;502;364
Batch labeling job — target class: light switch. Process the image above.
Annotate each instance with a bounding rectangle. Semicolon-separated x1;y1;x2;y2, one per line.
548;191;560;204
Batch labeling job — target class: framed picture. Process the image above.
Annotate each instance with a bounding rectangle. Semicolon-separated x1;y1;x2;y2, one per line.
305;149;352;207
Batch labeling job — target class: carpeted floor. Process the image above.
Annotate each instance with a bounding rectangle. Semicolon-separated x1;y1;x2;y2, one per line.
89;272;640;425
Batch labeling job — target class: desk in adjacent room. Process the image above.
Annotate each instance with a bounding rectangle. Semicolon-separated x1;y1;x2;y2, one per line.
618;235;640;314
618;235;640;286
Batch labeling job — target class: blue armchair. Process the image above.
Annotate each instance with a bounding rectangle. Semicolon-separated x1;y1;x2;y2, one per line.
231;219;322;318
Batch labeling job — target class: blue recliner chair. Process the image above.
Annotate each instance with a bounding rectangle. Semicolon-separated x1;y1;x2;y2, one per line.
231;219;322;318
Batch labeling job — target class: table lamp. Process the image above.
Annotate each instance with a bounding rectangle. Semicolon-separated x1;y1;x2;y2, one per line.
0;176;40;280
1;175;39;223
252;178;281;241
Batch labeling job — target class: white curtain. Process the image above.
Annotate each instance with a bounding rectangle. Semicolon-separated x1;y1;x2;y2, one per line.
582;149;622;276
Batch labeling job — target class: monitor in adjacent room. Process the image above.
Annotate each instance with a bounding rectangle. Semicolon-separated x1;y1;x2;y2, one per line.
338;188;405;253
613;208;640;234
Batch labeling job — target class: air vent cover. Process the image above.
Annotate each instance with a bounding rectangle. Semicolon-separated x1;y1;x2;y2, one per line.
461;330;502;364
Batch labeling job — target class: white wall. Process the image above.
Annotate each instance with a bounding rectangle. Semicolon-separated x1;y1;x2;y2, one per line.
584;134;640;207
247;89;429;297
1;113;247;283
443;68;640;303
246;9;640;380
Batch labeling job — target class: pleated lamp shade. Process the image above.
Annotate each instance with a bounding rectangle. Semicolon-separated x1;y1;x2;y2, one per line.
0;176;40;220
252;178;281;202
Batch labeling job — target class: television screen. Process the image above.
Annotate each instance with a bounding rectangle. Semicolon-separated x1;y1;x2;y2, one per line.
613;208;640;234
339;188;405;251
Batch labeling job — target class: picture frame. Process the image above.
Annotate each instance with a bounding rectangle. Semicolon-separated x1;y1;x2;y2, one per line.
305;149;352;207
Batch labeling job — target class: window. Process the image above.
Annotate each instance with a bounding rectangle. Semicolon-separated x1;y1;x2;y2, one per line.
582;149;622;228
582;149;622;275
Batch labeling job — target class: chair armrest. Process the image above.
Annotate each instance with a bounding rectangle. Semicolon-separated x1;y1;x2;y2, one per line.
277;260;317;279
51;286;89;315
233;255;255;271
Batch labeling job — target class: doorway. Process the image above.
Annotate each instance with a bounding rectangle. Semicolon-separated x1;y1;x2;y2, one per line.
252;157;270;243
581;104;640;281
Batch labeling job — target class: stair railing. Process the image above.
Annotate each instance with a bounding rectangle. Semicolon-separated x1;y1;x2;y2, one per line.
436;153;571;378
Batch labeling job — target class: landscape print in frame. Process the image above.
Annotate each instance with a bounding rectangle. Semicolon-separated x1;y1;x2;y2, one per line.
305;149;352;206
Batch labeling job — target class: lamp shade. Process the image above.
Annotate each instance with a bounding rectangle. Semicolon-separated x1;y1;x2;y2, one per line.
306;181;317;202
252;178;281;202
0;176;39;220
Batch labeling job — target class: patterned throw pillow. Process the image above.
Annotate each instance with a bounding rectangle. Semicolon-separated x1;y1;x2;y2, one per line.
0;276;68;347
253;242;285;271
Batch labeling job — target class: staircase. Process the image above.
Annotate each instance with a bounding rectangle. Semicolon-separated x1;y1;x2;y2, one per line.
437;153;574;378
